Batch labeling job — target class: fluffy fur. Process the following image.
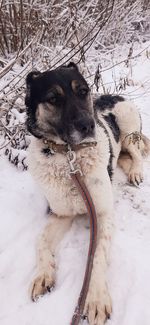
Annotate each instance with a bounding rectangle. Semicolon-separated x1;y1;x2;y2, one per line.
26;64;150;325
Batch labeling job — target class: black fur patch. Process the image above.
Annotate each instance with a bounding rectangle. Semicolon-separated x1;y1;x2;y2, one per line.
96;118;114;180
41;148;54;156
94;94;125;112
103;113;120;142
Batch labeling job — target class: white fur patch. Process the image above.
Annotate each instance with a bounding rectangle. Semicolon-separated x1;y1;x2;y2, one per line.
70;129;82;144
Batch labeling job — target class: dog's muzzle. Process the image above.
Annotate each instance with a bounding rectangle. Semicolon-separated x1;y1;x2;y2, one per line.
62;117;95;145
74;117;95;137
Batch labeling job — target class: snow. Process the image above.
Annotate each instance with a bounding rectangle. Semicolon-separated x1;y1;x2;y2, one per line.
0;47;150;325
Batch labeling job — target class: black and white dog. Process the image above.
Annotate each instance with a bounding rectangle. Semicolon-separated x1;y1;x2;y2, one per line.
25;62;150;325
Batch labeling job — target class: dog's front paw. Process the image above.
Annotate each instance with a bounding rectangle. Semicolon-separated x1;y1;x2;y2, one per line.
83;282;112;325
128;167;143;186
30;271;55;302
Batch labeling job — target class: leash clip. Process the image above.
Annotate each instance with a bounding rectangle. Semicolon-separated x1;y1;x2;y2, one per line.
67;145;82;175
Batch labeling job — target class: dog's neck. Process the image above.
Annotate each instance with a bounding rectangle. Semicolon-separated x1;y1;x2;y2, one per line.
43;139;97;154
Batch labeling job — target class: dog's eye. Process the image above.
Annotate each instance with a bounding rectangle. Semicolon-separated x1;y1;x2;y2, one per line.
78;88;88;97
47;93;57;104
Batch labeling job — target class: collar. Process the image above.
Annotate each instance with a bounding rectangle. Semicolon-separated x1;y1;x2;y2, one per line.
43;139;97;154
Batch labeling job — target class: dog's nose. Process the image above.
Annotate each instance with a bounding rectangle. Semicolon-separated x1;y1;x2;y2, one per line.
76;117;95;135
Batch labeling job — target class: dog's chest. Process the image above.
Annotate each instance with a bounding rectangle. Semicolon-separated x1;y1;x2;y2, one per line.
28;138;109;216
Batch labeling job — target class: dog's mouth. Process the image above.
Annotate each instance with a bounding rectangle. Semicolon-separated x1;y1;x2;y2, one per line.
35;114;96;145
61;129;95;145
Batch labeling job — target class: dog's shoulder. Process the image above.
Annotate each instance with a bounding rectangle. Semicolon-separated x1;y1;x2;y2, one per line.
94;94;125;112
94;94;123;142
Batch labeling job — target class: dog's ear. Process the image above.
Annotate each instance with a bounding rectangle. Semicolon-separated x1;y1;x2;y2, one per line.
25;71;41;107
26;71;41;86
67;62;79;71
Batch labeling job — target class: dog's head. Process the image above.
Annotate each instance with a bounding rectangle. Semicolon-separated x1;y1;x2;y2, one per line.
25;62;95;145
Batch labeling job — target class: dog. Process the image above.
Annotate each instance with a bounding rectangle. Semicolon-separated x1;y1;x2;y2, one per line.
25;62;150;325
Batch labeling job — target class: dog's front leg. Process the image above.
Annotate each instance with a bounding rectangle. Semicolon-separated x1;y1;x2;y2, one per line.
83;171;114;325
84;212;113;325
31;214;73;301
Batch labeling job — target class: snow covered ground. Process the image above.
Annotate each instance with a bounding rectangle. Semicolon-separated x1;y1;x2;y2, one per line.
0;46;150;325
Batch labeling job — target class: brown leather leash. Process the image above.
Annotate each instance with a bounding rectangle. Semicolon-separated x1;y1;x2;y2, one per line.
67;147;97;325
